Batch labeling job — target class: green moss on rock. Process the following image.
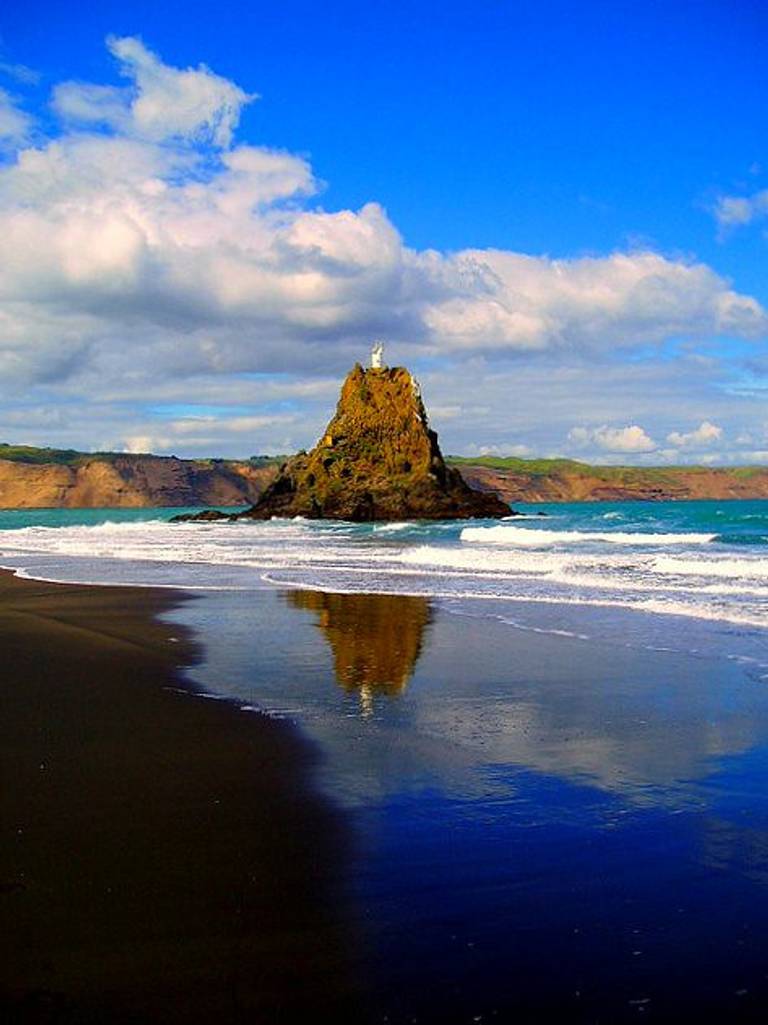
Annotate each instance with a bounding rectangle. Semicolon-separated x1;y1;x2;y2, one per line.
239;364;510;522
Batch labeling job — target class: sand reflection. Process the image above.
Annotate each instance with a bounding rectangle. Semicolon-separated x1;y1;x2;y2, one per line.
286;591;432;713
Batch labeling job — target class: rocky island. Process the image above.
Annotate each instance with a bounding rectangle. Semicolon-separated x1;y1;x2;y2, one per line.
176;356;511;523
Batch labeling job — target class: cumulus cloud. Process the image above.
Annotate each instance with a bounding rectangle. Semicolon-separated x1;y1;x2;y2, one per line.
713;189;768;231
122;435;163;455
475;443;532;457
423;249;766;352
0;36;766;459
52;35;255;146
569;424;657;453
667;421;723;448
0;33;762;396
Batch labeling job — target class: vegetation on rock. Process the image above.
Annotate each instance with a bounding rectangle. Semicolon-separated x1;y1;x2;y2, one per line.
234;364;511;521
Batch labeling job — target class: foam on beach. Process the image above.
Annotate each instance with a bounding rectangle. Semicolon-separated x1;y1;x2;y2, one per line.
2;507;768;644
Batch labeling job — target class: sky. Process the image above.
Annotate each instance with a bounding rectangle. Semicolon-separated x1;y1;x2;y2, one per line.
0;0;766;464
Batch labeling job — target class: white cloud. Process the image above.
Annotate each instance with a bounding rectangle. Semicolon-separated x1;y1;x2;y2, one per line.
122;434;166;454
0;34;761;394
0;86;32;142
424;249;767;351
52;35;255;147
119;411;298;455
0;35;766;461
667;420;722;448
2;349;766;462
51;83;131;132
476;443;532;457
569;424;657;453
713;189;768;230
0;61;41;85
167;413;296;435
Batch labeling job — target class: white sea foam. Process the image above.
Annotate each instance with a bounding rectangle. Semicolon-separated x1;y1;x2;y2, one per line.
460;525;717;546
2;513;768;635
649;555;768;580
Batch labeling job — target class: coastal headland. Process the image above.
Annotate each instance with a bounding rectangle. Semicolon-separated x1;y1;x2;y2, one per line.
0;570;361;1024
5;443;768;510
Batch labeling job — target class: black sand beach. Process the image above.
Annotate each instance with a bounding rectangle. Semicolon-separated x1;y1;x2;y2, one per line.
8;562;768;1024
0;570;361;1024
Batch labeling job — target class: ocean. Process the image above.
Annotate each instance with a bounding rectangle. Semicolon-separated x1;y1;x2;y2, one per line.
3;499;768;668
5;500;768;1021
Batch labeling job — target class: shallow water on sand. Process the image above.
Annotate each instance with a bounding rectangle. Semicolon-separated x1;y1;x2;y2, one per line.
176;587;768;1024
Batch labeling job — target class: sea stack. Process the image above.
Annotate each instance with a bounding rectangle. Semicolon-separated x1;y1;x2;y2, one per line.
240;360;510;521
176;356;511;523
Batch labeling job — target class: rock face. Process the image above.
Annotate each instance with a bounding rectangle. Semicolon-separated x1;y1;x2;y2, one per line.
454;461;768;503
238;364;510;522
0;455;274;509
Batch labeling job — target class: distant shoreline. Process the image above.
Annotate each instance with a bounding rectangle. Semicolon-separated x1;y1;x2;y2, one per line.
5;443;768;508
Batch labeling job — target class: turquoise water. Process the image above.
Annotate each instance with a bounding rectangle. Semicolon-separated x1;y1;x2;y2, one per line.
532;497;768;543
2;497;768;539
0;506;245;530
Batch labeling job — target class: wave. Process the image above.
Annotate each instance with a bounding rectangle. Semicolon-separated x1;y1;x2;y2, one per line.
261;570;768;630
397;544;768;594
460;525;717;546
650;555;768;580
3;513;768;636
398;544;565;574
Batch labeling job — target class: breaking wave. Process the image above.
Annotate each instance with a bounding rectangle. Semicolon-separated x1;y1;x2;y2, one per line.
460;525;717;546
3;501;768;655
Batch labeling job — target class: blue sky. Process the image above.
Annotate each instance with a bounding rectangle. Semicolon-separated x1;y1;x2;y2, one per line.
0;1;766;462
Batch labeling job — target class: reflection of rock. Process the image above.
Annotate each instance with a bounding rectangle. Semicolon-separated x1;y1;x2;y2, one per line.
287;591;432;711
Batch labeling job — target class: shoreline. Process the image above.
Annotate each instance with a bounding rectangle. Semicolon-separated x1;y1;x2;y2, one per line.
0;569;362;1024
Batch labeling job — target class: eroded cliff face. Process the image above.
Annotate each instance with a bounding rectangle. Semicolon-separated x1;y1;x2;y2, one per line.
240;364;511;521
9;432;768;512
0;456;274;509
457;464;768;503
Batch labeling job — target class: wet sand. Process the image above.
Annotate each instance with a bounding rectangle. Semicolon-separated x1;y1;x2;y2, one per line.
0;570;362;1024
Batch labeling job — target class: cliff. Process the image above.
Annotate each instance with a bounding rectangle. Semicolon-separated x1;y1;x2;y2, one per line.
233;364;510;521
451;457;768;503
0;449;275;509
6;446;768;512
